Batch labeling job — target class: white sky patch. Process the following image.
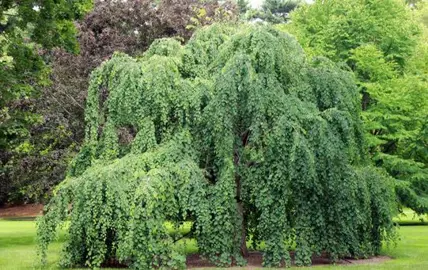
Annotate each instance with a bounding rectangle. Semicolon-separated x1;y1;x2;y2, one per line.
249;0;263;8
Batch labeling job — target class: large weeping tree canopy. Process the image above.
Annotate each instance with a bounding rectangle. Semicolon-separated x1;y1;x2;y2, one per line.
37;24;397;269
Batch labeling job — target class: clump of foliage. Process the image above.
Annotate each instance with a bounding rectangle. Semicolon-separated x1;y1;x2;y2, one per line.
288;0;428;214
37;24;397;269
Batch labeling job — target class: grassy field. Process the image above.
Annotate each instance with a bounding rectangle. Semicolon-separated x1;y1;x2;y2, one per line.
0;215;427;270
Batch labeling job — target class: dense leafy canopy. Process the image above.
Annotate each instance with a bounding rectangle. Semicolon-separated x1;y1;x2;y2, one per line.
38;24;397;269
288;0;428;214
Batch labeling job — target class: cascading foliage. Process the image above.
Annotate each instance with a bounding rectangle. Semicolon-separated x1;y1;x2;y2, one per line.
37;24;397;269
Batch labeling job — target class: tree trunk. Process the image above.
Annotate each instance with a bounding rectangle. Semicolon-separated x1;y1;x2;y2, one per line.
361;90;370;111
237;200;249;257
234;153;248;257
234;132;250;258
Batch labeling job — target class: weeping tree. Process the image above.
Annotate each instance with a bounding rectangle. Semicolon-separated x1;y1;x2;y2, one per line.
37;24;397;269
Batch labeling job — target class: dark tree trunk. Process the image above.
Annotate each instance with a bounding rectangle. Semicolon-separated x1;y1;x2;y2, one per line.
237;200;249;257
362;90;370;111
234;136;249;257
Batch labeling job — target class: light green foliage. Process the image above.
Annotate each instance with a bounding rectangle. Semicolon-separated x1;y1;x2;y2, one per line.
288;0;418;67
37;24;397;268
288;0;428;214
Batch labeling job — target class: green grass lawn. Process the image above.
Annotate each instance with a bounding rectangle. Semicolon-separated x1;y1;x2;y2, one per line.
0;218;427;270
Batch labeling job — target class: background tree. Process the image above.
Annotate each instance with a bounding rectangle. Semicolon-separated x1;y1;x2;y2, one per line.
38;24;397;269
288;0;428;214
237;0;250;14
0;0;92;204
244;0;301;23
263;0;301;15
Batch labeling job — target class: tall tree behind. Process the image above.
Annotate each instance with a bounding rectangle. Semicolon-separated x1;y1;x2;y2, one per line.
2;0;237;204
263;0;301;14
0;0;93;204
237;0;250;14
244;0;301;23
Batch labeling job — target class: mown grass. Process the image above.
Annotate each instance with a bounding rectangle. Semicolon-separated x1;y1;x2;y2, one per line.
0;216;427;270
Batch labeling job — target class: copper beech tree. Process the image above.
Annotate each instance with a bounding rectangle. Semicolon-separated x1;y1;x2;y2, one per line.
37;24;397;269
